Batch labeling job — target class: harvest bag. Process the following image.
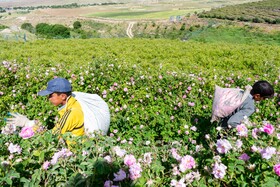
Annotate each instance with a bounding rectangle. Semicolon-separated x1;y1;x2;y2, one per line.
211;85;252;123
72;92;110;135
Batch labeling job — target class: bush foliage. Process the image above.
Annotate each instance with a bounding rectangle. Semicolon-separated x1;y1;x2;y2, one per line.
0;39;279;186
35;23;70;39
198;0;280;24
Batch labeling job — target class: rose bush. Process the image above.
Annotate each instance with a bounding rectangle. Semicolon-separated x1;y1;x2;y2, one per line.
0;39;279;186
0;118;279;186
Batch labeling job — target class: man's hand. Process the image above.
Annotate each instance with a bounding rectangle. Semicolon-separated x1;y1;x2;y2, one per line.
6;113;35;127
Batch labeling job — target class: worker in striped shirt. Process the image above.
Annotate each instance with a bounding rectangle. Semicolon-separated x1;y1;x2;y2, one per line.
7;78;85;137
38;77;85;136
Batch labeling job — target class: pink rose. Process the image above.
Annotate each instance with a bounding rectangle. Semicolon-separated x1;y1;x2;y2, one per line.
239;153;250;161
274;163;280;176
263;123;274;135
104;180;112;187
129;163;142;180
212;162;227;179
113;169;126;181
42;161;50;170
179;155;196;172
236;124;248;137
188;102;195;107
19;126;34;139
124;154;136;166
216;139;232;154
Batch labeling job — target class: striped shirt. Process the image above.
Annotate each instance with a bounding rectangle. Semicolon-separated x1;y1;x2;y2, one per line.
53;96;85;136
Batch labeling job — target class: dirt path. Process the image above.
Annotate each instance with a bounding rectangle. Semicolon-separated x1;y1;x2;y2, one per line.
126;22;135;38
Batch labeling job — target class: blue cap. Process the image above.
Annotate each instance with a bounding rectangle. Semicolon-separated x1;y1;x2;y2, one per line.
38;77;72;96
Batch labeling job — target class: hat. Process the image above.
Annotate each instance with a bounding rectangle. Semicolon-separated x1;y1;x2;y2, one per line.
38;77;72;96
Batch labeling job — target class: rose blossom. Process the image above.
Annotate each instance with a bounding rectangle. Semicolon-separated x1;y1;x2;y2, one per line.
236;124;248;137
129;163;142;180
42;161;50;170
190;126;197;131
216;139;232;154
170;178;186;187
188;102;195;107
50;148;73;165
1;123;16;135
172;166;181;175
262;123;274;135
143;152;152;165
239;153;250;161
124;154;136;166
251;145;259;152
213;155;221;163
171;148;182;161
260;147;276;160
113;169;126;181
274;164;280;176
8;143;22;154
19;126;35;139
104;155;112;163
113;146;126;157
252;128;259;139
185;172;195;184
179;155;196;172
146;179;153;186
212;162;227;179
104;180;112;187
188;171;201;181
235;139;243;149
82;150;89;156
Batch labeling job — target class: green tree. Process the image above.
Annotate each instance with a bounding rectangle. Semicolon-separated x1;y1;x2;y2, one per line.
35;23;50;36
21;23;35;33
51;24;70;38
35;23;70;38
73;21;82;29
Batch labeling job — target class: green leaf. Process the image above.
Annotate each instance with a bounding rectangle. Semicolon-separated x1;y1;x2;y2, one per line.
39;151;45;162
228;163;235;171
261;177;280;187
20;177;31;183
236;165;245;173
80;162;89;165
33;150;40;157
235;159;245;165
5;178;12;185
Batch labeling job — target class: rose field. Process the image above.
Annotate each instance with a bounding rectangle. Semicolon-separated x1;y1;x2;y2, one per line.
0;38;280;186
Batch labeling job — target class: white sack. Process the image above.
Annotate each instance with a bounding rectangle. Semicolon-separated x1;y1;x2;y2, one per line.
211;85;252;123
72;92;110;135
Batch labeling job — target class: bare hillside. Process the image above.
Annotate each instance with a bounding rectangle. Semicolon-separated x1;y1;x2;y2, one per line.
0;0;261;8
1;0;154;8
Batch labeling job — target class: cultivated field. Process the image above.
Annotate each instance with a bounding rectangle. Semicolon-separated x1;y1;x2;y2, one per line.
0;0;262;8
0;38;279;186
0;1;280;186
0;0;261;28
